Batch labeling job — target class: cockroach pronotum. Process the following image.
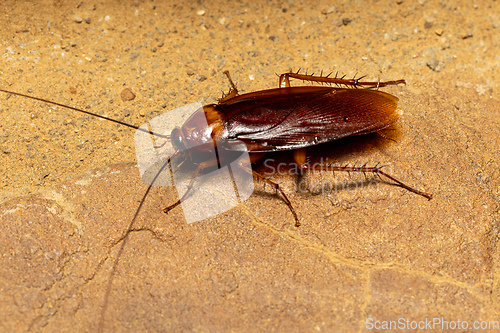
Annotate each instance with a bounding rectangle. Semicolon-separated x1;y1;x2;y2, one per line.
0;70;432;227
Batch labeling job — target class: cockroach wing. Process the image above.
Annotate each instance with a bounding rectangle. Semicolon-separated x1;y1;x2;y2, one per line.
218;87;399;152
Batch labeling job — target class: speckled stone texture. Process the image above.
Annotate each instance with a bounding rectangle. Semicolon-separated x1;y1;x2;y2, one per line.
1;0;499;331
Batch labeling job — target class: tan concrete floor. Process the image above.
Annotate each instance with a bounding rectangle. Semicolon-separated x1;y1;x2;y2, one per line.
0;0;499;331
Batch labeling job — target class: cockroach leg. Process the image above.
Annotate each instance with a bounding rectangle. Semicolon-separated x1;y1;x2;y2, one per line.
163;199;181;214
308;163;433;200
238;164;300;227
278;72;406;89
162;157;220;214
279;73;292;88
234;153;301;226
293;148;308;171
375;168;432;199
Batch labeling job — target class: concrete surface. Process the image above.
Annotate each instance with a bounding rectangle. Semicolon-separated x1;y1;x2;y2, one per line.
0;0;499;331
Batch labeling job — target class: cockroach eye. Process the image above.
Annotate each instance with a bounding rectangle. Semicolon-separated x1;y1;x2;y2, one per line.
170;127;186;151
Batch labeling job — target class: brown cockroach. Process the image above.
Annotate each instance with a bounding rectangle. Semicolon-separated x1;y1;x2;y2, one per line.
0;70;432;227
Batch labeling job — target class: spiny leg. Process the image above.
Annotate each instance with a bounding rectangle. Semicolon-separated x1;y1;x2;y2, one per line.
306;163;432;200
278;71;406;89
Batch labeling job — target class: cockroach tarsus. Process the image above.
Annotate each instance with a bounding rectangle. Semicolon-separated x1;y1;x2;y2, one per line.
0;70;432;228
